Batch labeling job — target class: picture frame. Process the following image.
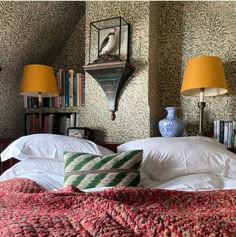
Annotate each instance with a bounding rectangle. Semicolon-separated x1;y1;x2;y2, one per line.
67;127;92;140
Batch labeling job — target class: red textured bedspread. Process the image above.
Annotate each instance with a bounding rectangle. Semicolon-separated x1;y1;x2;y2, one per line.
0;178;235;237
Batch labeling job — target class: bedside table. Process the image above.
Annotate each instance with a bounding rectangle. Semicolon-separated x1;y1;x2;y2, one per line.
0;138;17;175
227;147;236;154
97;143;120;152
0;138;15;152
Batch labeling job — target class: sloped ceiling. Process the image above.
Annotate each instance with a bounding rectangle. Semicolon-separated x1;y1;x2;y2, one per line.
0;1;85;137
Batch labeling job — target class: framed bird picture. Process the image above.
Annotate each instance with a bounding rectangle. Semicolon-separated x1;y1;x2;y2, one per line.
89;17;130;64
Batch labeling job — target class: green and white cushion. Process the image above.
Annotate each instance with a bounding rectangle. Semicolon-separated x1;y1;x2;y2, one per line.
64;150;143;189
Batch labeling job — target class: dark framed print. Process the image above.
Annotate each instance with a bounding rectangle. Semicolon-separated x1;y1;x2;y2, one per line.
67;127;92;140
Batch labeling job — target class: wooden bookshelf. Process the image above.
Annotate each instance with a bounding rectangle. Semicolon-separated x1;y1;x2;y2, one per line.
25;112;77;135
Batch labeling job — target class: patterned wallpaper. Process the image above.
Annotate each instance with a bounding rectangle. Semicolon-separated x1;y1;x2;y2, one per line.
0;1;85;138
1;1;236;141
149;1;161;137
159;2;236;136
79;1;152;142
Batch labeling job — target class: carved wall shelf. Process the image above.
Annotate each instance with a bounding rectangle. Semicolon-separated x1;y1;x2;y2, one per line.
83;61;135;120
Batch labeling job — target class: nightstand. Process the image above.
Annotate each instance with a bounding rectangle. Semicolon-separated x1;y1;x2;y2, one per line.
97;143;120;152
0;138;17;175
227;147;236;154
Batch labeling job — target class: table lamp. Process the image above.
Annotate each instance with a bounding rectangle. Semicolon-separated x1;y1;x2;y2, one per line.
180;56;228;136
19;64;59;132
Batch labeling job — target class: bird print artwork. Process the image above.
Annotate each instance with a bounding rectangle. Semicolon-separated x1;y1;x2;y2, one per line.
99;27;119;56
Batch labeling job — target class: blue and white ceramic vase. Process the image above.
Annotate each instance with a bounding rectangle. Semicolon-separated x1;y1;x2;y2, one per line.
159;107;184;137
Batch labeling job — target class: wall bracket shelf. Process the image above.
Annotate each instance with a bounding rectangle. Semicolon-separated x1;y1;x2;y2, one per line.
83;61;135;120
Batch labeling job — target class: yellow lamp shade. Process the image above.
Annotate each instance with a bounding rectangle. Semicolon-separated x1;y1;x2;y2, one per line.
180;56;228;97
19;64;59;97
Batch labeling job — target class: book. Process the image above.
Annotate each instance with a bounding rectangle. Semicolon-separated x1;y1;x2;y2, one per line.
223;121;229;147
76;72;81;106
64;71;69;107
68;69;74;107
73;71;77;107
70;113;76;127
43;115;49;133
81;72;85;106
214;119;236;148
219;120;224;144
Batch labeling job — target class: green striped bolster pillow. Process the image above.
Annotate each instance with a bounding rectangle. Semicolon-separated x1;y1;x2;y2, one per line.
64;150;143;189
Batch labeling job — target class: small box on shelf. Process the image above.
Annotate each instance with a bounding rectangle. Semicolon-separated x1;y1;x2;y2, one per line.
67;127;93;140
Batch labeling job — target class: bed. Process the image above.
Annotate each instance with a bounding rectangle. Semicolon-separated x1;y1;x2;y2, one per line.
0;134;235;236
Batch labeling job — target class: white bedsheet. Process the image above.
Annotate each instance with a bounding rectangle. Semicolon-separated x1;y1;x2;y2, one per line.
1;156;236;191
0;171;64;190
1;165;236;192
141;172;236;191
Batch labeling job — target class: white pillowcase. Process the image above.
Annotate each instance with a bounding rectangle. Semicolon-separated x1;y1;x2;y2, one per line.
117;136;236;181
1;134;114;162
0;158;64;190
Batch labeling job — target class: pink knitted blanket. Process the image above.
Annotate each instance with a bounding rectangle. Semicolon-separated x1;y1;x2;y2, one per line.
0;178;235;236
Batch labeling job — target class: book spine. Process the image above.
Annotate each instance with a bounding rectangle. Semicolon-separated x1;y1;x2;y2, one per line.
76;72;81;106
81;72;85;106
23;96;28;108
223;121;229;147
233;121;236;148
65;117;71;135
70;113;75;127
216;120;221;142
73;71;77;107
219;120;224;144
59;69;64;107
227;121;233;148
68;69;74;107
26;114;31;135
48;114;54;134
64;71;69;107
43;115;49;133
213;120;217;140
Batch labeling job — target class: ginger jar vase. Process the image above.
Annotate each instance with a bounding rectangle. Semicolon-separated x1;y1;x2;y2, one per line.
159;107;184;137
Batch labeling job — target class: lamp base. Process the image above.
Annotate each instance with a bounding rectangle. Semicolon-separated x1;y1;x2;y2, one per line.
197;102;206;136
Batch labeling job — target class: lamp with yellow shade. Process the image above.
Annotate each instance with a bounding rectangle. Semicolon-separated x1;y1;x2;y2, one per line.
19;64;59;132
180;56;228;135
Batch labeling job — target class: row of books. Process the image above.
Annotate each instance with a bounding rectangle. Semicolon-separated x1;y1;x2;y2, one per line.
23;69;85;109
213;120;236;148
25;113;76;135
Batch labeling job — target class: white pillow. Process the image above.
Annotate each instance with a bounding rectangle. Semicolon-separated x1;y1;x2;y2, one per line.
0;158;64;190
117;136;236;181
1;134;114;162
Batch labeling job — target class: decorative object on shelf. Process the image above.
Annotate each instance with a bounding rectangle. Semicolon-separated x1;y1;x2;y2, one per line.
84;17;135;121
99;27;119;57
19;64;59;132
67;127;92;140
181;56;228;136
88;16;129;64
159;107;185;137
84;61;134;120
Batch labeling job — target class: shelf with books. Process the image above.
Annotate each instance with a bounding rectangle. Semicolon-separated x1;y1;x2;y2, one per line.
23;69;85;109
213;119;236;148
25;112;78;135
